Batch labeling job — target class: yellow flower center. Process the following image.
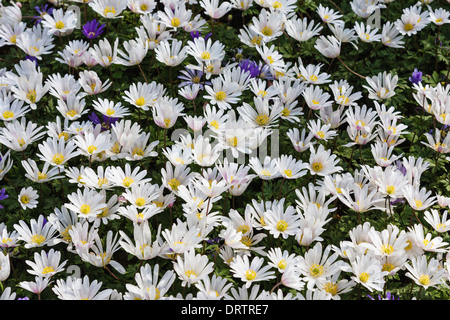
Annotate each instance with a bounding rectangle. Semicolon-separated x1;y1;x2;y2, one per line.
316;131;325;139
312;162;323;172
52;153;65;165
171;17;181;27
20;195;29;204
104;6;116;16
245;270;257;280
215;91;226;101
2;111;14;119
359;272;370;283
323;282;338;295
31;234;45;245
276;220;288;232
87;145;97;154
123;177;134;187
256;114;269;126
283;169;292;177
106;108;115;116
37;172;48;180
404;23;414;31
66;110;78;118
185;270;197;278
381;244;394;255
310;264;324;278
55;21;65;29
386;185;395;195
42;266;55;274
281;108;290;117
200;51;210;60
168;178;181;191
415;199;423;209
135;96;145;106
80;204;91;214
310;75;318;82
26;89;37;103
228;136;238;147
419;274;430;286
135;197;146;207
261;26;273;36
210;120;219;129
278;259;287;270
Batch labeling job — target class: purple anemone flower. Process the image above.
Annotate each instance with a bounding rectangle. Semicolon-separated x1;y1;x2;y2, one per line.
82;19;106;40
89;112;118;132
409;68;423;85
0;188;8;209
33;4;54;25
238;59;261;78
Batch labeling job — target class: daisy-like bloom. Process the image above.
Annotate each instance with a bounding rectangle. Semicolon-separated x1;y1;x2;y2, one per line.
195;274;233;300
381;21;405;48
41;8;77;36
286;128;316;152
424;209;450;233
429;8;450;25
122;182;159;209
119;220;165;261
316;4;343;25
297;242;344;290
350;0;385;18
314;34;341;59
21;158;64;183
267;247;299;273
0;223;19;250
354;21;381;43
200;0;233;19
163;144;193;167
106;163;151;188
0;287;16;300
285;16;322;43
249;156;281;180
307;119;337;141
363;71;398;101
263;203;301;239
238;96;283;128
371;141;402;167
18;186;39;210
55;93;88;121
124;132;159;162
65;188;107;220
249;9;283;43
37;136;79;168
238;25;265;48
173;249;214;287
124;263;176;300
18;275;52;298
122;81;162;111
52;275;112;300
89;0;127;19
395;5;430;36
14;215;59;249
215;119;256;159
11;72;49;110
93;98;131;118
16;25;55;60
340;251;388;292
78;230;125;274
421;129;450;154
25;248;67;277
161;162;194;194
298;64;331;86
73;130;113;159
46;73;82;101
152;97;185;129
276;154;308;179
403;185;436;211
47;205;79;248
0;21;26;46
230;255;275;289
404;255;446;289
79;162;112;190
330;80;362;107
117;204;162;224
255;43;286;73
0;96;30;121
116;38;149;66
155;38;188;67
409;223;449;253
361;224;409;259
78;70;112;96
158;2;192;30
204;77;241;110
128;0;157;14
307;144;342;176
89;38;119;68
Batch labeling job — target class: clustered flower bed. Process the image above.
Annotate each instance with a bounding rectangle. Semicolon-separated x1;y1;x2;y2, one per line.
0;0;449;301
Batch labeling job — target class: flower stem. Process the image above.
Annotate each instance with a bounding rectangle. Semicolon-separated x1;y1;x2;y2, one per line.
337;56;366;79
